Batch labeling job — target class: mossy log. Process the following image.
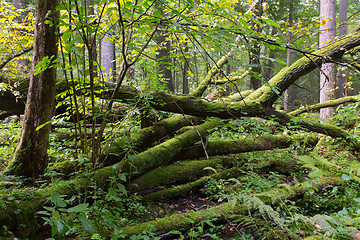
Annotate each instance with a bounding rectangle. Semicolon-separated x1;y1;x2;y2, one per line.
288;95;360;116
113;118;220;179
245;27;360;105
129;157;227;193
142;150;304;202
105;114;201;163
53;114;202;175
0;119;220;237
111;90;357;147
210;70;249;85
222;89;253;102
174;133;318;160
190;55;229;97
118;177;342;236
142;167;241;201
269;109;360;148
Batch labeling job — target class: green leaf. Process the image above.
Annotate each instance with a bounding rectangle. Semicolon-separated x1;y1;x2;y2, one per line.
36;120;52;131
78;214;97;234
341;174;352;181
118;173;127;182
238;18;249;28
50;193;67;208
45;20;54;27
117;183;127;196
262;18;280;28
108;187;117;197
62;30;72;42
67;203;88;213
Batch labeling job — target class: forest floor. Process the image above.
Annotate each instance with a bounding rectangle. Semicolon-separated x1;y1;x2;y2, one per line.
2;114;360;239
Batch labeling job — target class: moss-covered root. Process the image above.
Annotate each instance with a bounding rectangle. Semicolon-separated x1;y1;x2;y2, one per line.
142;167;241;201
119;177;341;236
129;157;227;193
115;118;221;179
174;133;318;160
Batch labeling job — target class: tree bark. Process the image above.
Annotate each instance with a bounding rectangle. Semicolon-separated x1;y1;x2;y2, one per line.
7;0;60;178
283;0;294;112
336;0;347;98
249;0;263;90
182;43;189;94
174;133;318;161
319;0;336;119
100;21;116;82
155;23;174;92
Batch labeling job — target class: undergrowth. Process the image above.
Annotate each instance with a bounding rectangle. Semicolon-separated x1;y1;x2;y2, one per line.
2;114;360;239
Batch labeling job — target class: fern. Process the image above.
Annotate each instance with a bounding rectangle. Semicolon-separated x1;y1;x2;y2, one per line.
297;153;360;183
311;214;354;239
233;194;312;239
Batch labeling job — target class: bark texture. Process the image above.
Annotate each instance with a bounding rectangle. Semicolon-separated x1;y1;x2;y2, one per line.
7;0;60;178
336;0;348;98
100;20;116;82
319;0;336;119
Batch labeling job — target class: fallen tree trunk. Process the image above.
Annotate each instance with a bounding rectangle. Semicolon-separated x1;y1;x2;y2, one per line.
0;119;220;237
129;156;227;192
141;167;241;201
114;118;220;179
288;95;360;116
268;109;359;148
54;114;202;175
119;177;342;236
174;133;318;160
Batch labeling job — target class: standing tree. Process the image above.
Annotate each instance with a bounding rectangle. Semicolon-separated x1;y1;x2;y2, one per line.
100;13;116;82
182;42;190;94
319;0;336;119
336;0;347;98
154;3;174;92
248;0;263;90
283;0;294;112
7;0;60;178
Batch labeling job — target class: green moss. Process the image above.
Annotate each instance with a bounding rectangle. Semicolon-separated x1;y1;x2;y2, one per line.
6;139;33;176
130;158;224;192
191;56;229;97
142;167;241;201
115;118;220;179
120;177;340;236
289;96;358;116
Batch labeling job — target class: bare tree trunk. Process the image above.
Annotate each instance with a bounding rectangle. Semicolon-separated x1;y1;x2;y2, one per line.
319;0;336;119
249;0;263;90
88;0;97;77
336;0;347;98
155;25;174;92
100;13;116;82
8;0;60;178
182;43;189;94
283;0;294;112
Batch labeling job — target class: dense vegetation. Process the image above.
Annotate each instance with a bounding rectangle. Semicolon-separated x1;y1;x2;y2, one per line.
1;0;360;239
